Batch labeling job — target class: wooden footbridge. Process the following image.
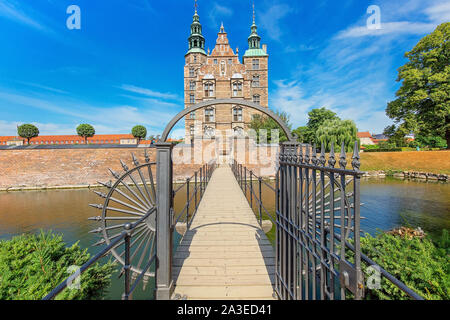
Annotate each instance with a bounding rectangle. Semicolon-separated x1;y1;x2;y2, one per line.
172;165;275;300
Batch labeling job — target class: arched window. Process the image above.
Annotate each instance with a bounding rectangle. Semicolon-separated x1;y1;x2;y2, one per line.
253;94;261;104
204;82;214;97
252;75;260;87
232;107;243;122
204;126;215;138
205;108;215;122
232;81;243;97
233;127;244;137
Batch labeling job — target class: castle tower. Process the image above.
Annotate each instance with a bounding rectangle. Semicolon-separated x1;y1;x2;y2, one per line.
184;4;269;143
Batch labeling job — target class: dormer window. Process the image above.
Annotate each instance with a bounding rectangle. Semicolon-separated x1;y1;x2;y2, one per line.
232;81;243;97
204;82;214;97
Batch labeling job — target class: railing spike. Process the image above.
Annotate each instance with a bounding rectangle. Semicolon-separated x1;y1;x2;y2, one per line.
93;190;107;198
299;144;304;163
312;143;317;165
352;141;361;171
131;153;140;166
89;227;102;234
109;168;120;179
339;141;347;169
97;180;112;189
328;142;336;168
305;143;310;164
144;149;150;163
89;203;103;210
92;238;106;247
120;159;129;172
320;143;326;166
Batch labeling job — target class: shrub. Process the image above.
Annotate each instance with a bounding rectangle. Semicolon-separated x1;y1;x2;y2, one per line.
0;231;115;300
131;125;147;143
364;148;402;152
358;230;449;300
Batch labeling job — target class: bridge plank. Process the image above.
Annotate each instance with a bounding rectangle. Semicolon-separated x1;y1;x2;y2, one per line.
172;165;276;300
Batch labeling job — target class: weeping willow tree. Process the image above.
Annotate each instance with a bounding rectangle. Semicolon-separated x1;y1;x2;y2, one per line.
315;119;358;152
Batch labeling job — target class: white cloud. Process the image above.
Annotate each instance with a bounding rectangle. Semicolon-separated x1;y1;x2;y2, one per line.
335;22;436;39
259;4;291;40
424;2;450;23
0;0;50;32
208;3;233;29
119;84;180;101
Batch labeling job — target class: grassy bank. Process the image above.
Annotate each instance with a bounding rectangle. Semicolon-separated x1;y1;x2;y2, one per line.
359;150;450;175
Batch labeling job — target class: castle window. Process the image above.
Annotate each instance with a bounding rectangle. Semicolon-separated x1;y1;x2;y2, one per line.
233;107;243;122
190;111;196;119
252;75;260;87
205;108;215;122
228;59;232;64
214;59;218;65
204;126;215;138
190;125;195;136
189;67;195;77
190;94;195;104
193;55;197;62
253;94;261;104
204;82;214;97
233;127;244;137
232;81;243;97
189;81;196;90
252;59;260;70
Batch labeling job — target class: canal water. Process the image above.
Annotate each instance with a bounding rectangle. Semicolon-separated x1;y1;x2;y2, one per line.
0;177;448;299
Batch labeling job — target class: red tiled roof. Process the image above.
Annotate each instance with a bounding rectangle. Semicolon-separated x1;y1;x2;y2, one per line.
357;132;372;138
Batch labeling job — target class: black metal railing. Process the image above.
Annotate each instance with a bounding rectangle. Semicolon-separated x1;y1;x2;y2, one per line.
231;143;423;301
173;160;217;229
43;208;156;300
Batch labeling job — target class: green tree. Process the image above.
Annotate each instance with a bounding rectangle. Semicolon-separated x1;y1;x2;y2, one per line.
315;119;358;152
131;125;147;144
76;124;95;144
386;22;450;149
0;231;115;300
293;107;340;143
17;124;39;145
249;111;292;143
292;126;309;143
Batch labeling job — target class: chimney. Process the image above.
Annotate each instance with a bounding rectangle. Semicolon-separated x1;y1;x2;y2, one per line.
262;44;267;54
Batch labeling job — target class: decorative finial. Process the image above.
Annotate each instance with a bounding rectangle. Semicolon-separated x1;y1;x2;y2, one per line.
252;2;255;24
194;0;198;13
220;21;224;33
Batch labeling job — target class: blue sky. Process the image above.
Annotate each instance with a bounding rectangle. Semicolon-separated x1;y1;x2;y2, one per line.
0;0;449;138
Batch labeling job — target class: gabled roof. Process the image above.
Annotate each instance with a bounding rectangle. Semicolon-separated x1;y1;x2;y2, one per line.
357;131;372;138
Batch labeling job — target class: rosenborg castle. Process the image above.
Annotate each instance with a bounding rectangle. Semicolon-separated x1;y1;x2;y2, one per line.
183;6;269;141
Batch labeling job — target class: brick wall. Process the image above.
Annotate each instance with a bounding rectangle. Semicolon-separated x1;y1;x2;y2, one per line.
0;143;279;189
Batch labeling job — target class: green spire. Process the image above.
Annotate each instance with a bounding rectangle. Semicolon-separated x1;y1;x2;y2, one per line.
244;3;267;57
187;1;206;55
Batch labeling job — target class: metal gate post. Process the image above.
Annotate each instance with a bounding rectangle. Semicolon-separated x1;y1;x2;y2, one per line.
155;142;174;300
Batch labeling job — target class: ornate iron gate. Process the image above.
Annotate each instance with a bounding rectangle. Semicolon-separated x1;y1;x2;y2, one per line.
275;141;364;300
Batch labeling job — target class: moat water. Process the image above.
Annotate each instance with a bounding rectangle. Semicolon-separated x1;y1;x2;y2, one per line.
0;177;449;299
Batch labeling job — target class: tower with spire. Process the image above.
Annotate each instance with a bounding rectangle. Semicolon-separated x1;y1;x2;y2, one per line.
184;2;269;143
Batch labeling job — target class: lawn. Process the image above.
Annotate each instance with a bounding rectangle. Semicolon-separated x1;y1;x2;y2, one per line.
359;150;450;175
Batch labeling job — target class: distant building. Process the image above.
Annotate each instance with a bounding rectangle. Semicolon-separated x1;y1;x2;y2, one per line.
0;134;140;146
357;132;375;145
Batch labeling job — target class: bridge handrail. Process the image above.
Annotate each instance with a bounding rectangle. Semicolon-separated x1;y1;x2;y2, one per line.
231;159;424;301
173;160;217;229
43;208;156;300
